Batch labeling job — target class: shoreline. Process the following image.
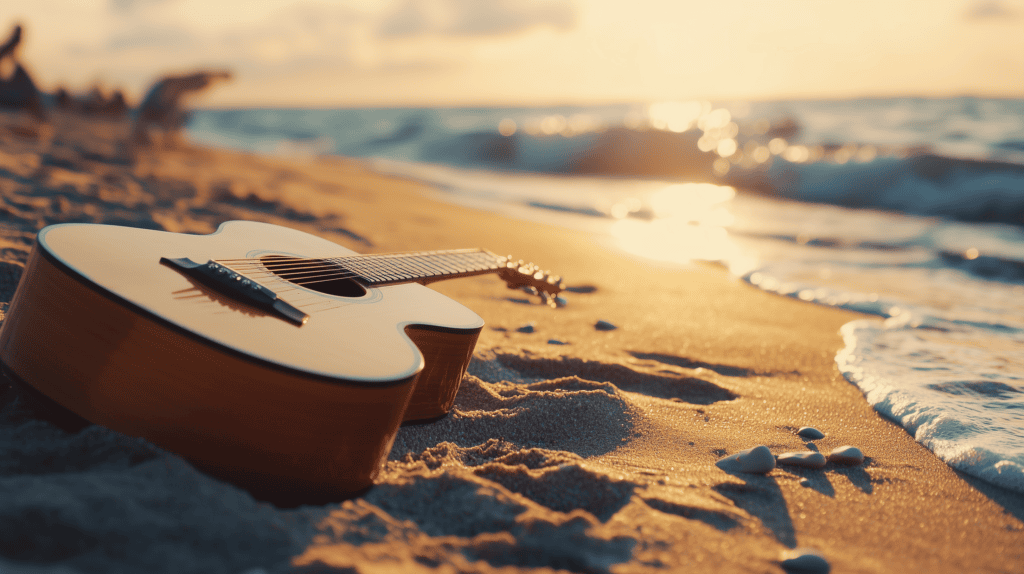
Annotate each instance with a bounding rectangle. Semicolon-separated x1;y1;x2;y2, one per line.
1;112;1023;573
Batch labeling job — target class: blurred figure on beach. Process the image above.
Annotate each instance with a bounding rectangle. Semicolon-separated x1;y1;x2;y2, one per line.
128;70;231;151
0;24;46;120
55;85;129;119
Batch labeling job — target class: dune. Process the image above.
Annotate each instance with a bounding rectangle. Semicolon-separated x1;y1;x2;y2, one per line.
0;110;1022;573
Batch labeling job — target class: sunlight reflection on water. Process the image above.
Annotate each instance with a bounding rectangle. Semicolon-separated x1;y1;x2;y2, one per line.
609;182;757;273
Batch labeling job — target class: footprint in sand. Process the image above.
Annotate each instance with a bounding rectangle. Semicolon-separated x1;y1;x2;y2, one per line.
485;352;738;405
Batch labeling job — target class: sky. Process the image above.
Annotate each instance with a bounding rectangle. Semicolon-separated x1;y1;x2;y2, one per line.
6;0;1024;107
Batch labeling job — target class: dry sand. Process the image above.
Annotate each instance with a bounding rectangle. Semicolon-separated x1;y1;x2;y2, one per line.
0;110;1023;573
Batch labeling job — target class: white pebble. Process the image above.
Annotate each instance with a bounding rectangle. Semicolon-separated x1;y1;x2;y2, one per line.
780;549;830;573
828;445;864;465
516;322;536;333
797;426;825;439
776;451;826;469
716;445;776;474
594;319;617;331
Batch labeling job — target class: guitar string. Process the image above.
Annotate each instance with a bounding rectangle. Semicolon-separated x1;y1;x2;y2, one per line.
194;261;549;315
221;256;503;279
221;252;505;274
213;247;491;265
221;259;516;290
222;259;504;282
186;252;549;316
231;265;508;290
223;261;499;279
219;252;511;284
206;250;550;298
217;254;510;285
211;250;510;293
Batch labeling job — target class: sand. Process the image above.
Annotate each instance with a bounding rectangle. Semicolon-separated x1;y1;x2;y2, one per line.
1;109;1023;573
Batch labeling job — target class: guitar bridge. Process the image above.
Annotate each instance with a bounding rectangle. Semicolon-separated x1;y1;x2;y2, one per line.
160;257;308;326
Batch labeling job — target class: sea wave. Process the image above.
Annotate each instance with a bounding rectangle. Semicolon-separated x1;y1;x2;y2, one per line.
734;154;1024;225
189;100;1024;226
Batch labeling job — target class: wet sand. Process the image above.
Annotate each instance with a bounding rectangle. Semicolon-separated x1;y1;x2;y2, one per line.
1;111;1022;573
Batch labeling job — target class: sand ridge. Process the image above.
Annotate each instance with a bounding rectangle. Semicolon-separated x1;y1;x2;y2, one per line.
1;111;1023;573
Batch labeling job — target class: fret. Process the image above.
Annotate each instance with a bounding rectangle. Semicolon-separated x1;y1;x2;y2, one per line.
415;254;448;275
343;255;396;280
401;255;440;278
412;253;448;276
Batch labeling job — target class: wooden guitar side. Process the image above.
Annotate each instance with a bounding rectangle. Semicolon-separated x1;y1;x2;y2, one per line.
0;222;484;501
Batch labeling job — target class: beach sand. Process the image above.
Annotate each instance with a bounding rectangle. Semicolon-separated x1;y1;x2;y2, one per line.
1;110;1022;573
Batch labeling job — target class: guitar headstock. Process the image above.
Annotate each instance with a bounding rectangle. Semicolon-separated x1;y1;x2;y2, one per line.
495;255;566;308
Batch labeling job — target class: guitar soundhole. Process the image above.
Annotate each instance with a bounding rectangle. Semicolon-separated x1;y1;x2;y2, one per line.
260;255;367;298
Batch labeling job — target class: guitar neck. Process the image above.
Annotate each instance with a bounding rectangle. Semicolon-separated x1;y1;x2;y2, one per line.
216;246;561;308
329;249;502;286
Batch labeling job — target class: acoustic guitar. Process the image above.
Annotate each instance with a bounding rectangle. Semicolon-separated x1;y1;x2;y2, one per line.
0;221;562;502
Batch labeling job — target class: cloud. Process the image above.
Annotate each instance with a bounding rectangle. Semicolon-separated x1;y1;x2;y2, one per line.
109;0;173;14
964;0;1019;19
378;0;577;38
48;0;579;100
106;26;196;52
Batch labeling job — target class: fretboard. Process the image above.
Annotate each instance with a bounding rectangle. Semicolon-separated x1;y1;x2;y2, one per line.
329;249;503;286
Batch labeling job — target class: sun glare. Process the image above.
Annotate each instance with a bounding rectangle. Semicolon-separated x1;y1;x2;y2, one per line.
611;183;752;268
647;101;706;132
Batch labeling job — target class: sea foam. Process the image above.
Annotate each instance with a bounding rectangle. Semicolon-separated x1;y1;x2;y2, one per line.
837;318;1024;492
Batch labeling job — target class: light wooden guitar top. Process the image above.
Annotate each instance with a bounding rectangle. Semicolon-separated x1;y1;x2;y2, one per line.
38;221;485;384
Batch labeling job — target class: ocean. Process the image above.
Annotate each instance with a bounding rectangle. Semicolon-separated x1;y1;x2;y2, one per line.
186;98;1024;494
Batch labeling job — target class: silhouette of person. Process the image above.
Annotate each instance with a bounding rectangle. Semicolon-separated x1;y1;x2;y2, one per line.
0;24;47;120
128;71;231;148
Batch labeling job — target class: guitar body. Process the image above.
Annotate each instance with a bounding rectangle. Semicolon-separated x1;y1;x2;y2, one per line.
0;221;483;501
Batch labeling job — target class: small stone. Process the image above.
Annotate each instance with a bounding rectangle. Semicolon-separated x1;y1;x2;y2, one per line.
547;339;568;345
828;445;864;465
516;322;536;333
797;426;825;440
799;478;811;487
780;548;830;574
776;451;827;469
594;320;617;331
716;445;776;474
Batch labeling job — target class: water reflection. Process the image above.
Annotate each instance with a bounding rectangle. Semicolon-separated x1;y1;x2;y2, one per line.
610;183;754;270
